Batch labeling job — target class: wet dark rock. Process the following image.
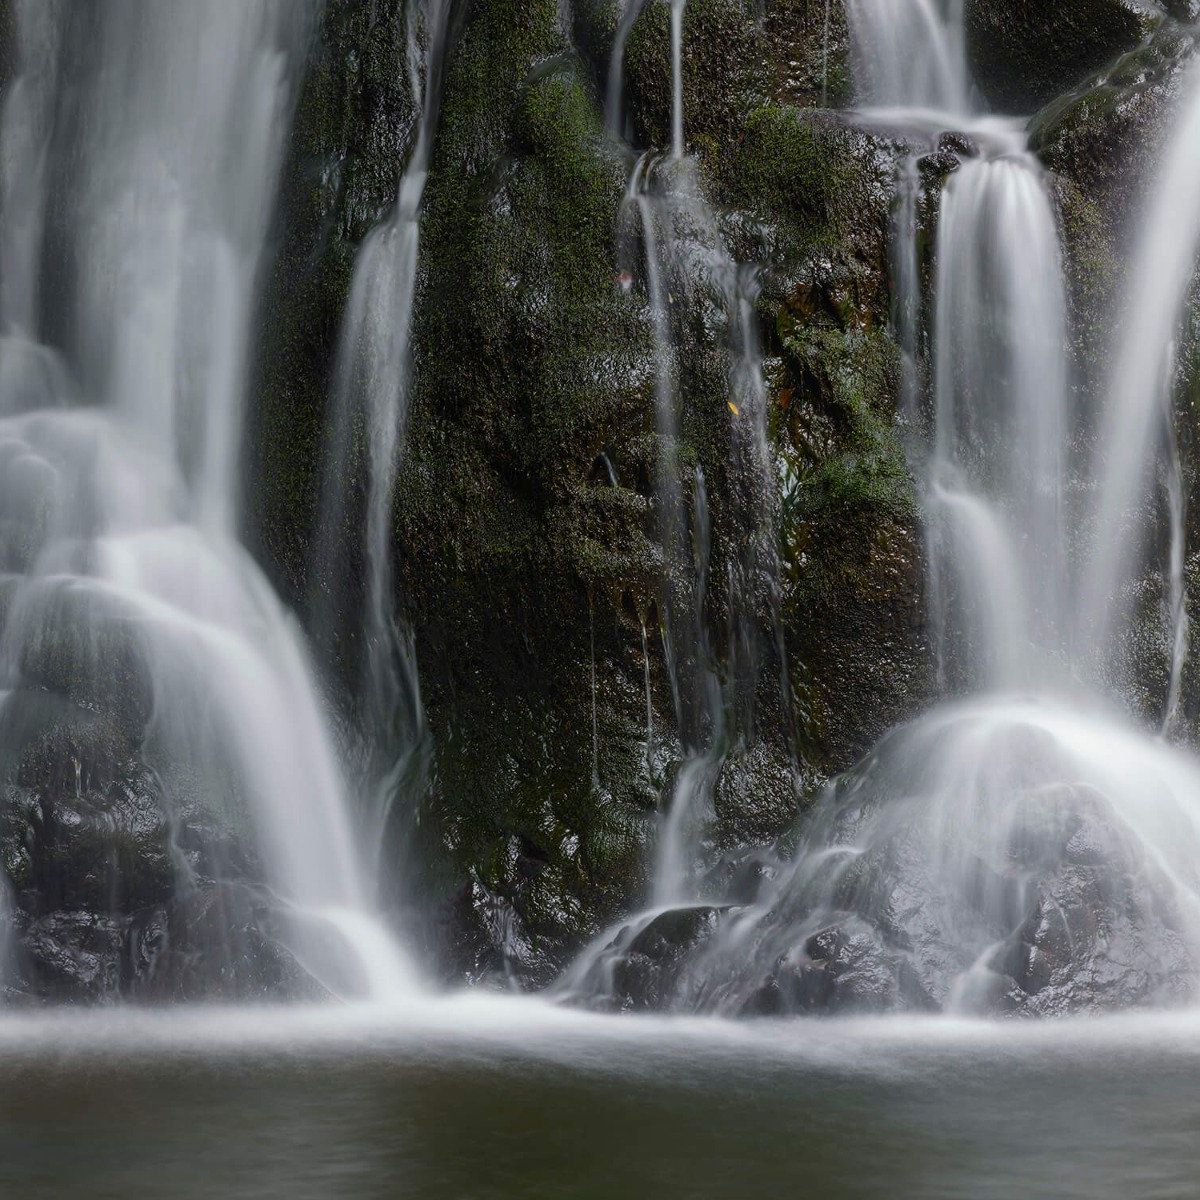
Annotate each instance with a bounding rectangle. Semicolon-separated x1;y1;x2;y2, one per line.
1004;808;1200;1015
918;148;962;186
19;911;124;1002
127;883;299;1002
966;0;1167;114
937;131;979;159
450;876;559;990
741;919;933;1016
573;904;727;1011
244;0;927;987
732;796;1200;1019
0;680;291;1002
10;881;300;1004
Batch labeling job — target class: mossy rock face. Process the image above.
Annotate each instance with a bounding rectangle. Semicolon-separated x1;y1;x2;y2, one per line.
247;1;932;984
397;5;840;980
718;105;931;771
247;0;416;606
761;0;852;110
773;318;928;770
1032;24;1200;238
966;0;1169;114
398;1;667;982
621;0;767;159
721;108;898;310
574;0;849;138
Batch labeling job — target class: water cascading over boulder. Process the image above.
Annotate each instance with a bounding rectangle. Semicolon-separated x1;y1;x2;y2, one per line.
0;0;409;1003
560;0;1200;1018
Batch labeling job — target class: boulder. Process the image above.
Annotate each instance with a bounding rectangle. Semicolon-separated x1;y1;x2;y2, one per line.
967;0;1168;114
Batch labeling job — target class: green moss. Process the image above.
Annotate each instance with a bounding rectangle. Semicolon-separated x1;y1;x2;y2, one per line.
395;4;667;976
966;0;1162;112
622;0;767;163
247;0;918;981
775;325;912;547
726;105;845;237
760;0;853;110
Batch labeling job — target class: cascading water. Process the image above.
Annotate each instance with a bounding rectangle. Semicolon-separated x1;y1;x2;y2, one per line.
0;0;410;1001
844;0;970;113
619;153;725;908
1079;58;1200;685
312;0;452;878
558;8;797;1001
927;143;1071;689
559;3;1200;1017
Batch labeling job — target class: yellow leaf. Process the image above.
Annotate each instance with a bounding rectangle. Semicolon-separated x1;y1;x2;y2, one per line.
727;401;740;416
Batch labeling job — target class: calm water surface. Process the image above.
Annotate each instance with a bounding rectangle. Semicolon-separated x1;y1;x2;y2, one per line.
2;996;1199;1198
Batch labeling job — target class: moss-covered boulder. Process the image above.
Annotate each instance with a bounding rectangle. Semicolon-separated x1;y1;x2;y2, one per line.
967;0;1171;114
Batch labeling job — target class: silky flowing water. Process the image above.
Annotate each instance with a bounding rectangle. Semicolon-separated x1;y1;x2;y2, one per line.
4;1003;1200;1199
4;0;1200;1194
579;1;1200;1021
0;0;410;1001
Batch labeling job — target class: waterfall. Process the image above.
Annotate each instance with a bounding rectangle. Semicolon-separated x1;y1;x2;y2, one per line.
562;97;793;992
1079;60;1200;678
927;150;1070;689
844;0;970;112
313;0;453;874
560;0;1200;1019
0;0;410;1000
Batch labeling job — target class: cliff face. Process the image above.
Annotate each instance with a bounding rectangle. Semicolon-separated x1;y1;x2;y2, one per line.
240;0;1200;988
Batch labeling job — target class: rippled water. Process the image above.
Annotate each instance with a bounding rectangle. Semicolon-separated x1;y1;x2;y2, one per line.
5;1001;1200;1197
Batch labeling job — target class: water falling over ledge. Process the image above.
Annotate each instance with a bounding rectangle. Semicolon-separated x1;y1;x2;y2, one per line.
551;1;1200;1020
0;0;413;1004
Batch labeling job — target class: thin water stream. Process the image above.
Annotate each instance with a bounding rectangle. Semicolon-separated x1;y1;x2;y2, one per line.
311;0;453;880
